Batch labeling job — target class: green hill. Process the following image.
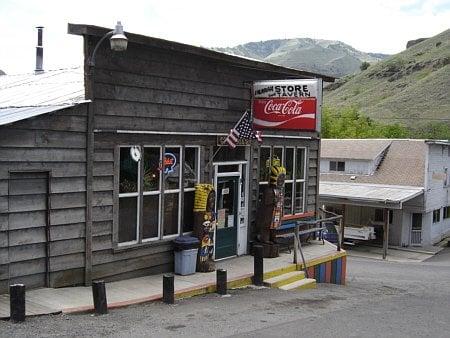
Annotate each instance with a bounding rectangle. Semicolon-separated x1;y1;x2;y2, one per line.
324;29;450;127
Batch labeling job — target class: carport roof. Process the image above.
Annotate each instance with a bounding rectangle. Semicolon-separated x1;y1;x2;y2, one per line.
319;181;424;209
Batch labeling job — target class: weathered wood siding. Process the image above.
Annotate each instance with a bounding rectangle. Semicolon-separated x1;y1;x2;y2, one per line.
0;104;87;292
88;37;320;281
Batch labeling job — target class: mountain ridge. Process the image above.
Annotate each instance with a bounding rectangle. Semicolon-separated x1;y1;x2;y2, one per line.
213;38;389;78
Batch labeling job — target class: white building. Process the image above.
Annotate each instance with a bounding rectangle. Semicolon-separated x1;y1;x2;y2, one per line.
319;139;450;247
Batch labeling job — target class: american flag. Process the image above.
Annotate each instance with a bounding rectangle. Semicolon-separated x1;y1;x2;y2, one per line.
225;110;263;148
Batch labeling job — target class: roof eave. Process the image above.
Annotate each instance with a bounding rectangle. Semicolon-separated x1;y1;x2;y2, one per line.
68;23;335;83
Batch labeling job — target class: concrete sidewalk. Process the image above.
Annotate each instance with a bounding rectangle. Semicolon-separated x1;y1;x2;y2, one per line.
0;241;344;319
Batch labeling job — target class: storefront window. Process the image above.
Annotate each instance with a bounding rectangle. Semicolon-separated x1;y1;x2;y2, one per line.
120;147;138;193
164;147;180;191
118;197;138;243
285;148;294;180
164;192;179;236
183;191;195;233
259;146;307;217
142;194;159;239
117;145;200;245
143;147;160;192
259;147;270;182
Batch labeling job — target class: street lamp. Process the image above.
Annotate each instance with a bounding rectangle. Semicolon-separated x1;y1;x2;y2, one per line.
84;21;127;286
88;21;128;67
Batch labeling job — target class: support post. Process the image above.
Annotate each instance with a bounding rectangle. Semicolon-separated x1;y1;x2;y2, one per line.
216;269;227;295
293;227;298;264
92;280;108;315
340;205;346;250
10;284;26;322
253;245;264;286
296;225;309;279
383;209;389;259
163;274;175;304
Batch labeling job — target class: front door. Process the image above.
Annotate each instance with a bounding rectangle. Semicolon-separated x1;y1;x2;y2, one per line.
215;176;239;259
411;213;422;246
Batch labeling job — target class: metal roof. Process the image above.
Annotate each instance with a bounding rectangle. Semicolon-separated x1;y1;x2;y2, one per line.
0;67;88;126
319;181;424;209
321;139;392;160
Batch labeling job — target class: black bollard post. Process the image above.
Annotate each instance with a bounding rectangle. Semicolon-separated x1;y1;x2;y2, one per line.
92;280;108;315
10;284;25;323
163;274;175;304
216;269;227;295
253;245;264;286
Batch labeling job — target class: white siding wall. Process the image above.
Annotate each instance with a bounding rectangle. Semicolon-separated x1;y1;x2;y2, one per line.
320;159;372;175
425;144;450;244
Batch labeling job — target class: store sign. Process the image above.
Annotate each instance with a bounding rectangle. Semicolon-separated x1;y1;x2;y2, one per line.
252;79;321;131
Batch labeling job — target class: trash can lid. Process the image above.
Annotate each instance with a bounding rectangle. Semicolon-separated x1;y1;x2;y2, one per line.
173;235;200;245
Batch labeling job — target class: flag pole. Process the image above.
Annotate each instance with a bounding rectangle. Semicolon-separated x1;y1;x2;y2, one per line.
205;110;249;170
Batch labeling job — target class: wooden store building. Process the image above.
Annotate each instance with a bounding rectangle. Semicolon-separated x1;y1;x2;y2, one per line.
0;23;334;292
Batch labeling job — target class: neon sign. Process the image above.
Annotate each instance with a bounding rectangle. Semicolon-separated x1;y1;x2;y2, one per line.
163;153;177;174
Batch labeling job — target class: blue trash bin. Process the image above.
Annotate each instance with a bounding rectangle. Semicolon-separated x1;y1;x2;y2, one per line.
173;236;199;275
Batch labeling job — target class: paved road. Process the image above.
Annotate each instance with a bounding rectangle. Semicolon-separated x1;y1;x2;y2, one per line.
1;248;450;337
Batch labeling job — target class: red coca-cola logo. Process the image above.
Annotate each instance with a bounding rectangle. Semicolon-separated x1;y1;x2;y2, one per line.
263;99;304;115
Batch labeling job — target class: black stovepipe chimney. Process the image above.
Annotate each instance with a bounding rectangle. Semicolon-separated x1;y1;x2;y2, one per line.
35;26;44;73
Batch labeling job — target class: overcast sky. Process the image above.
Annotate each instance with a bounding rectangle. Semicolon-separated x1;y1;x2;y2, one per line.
1;0;449;74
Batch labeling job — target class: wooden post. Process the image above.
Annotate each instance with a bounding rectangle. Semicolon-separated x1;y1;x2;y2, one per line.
216;269;227;295
10;284;26;322
341;205;346;250
163;274;175;304
293;223;299;264
92;281;108;315
253;245;264;286
383;209;389;259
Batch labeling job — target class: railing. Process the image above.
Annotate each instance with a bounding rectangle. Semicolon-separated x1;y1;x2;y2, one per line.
292;210;343;278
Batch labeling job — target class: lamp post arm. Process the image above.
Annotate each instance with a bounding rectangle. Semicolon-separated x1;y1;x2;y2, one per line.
88;31;114;67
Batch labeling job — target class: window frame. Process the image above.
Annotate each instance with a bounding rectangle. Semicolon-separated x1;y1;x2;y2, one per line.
443;206;450;220
258;145;307;217
432;208;441;223
115;144;200;248
329;160;345;172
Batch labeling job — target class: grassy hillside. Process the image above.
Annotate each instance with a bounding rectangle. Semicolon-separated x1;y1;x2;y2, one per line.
324;29;450;127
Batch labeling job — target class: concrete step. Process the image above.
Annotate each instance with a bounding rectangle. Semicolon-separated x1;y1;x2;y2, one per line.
264;271;305;288
279;278;317;291
263;264;298;280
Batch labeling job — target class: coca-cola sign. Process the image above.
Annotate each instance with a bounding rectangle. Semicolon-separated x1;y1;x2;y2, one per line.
252;79;321;131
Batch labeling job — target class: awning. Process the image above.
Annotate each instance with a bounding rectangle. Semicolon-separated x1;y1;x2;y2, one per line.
319;181;424;209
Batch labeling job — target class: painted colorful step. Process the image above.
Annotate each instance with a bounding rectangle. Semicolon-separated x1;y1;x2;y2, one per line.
264;271;306;288
279;278;317;291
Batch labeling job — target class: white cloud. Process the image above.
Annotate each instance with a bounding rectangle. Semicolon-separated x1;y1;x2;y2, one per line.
0;0;449;74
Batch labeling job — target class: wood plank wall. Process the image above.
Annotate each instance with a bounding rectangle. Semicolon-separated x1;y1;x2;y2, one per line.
88;38;320;281
0;105;87;292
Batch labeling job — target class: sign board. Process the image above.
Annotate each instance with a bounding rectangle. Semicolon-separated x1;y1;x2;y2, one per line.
252;79;322;131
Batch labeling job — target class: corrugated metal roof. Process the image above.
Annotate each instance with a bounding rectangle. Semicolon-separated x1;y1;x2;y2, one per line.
0;67;88;126
320;140;427;187
321;139;392;160
320;181;423;204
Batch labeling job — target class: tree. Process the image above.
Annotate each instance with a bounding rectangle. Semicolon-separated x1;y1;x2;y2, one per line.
360;61;370;71
322;106;409;138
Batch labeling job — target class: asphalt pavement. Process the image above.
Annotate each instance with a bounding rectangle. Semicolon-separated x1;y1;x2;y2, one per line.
1;248;450;337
